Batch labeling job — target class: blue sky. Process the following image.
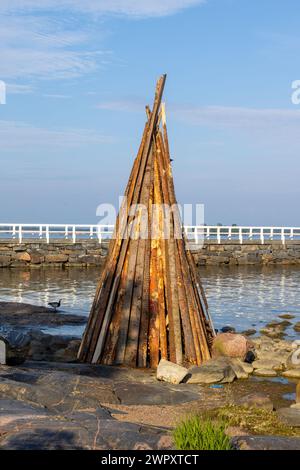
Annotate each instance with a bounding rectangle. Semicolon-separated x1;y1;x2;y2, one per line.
0;0;300;225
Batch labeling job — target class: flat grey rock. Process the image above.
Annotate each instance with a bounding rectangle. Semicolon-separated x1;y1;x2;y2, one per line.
0;415;171;450
114;382;200;405
187;358;236;384
277;407;300;427
0;301;86;327
232;435;300;450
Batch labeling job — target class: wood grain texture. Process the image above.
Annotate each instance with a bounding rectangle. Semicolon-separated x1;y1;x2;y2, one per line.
78;75;215;367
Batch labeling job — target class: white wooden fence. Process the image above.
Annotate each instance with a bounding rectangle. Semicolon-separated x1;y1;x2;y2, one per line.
0;224;299;245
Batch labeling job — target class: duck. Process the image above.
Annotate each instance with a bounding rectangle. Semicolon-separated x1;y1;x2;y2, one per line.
48;299;62;312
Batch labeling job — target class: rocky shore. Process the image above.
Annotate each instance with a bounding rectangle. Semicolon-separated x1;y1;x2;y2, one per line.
0;301;299;450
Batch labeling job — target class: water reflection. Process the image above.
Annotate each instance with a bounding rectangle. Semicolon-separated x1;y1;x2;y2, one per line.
0;265;299;338
200;265;300;338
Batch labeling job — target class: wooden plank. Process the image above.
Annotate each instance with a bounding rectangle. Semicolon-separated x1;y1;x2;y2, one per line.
86;75;167;363
124;146;153;366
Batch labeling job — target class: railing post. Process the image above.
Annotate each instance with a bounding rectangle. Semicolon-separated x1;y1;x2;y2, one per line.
291;228;294;240
239;228;243;244
98;225;102;244
195;227;198;244
39;225;43;239
65;225;69;239
12;225;16;240
72;226;76;244
281;228;285;245
46;226;49;244
18;225;22;244
90;225;94;239
260;228;264;244
217;227;221;244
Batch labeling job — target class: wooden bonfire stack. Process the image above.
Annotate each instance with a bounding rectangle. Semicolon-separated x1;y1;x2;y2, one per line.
78;75;215;368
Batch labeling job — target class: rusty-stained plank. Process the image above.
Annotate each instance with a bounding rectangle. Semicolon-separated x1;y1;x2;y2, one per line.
88;75;167;363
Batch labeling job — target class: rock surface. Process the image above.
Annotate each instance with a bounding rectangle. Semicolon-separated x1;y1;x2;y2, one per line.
282;370;300;379
253;358;284;371
0;331;30;365
0;360;298;450
187;358;236;384
156;359;188;384
0;302;87;327
235;393;274;411
277;407;300;427
253;369;277;377
232;435;300;450
0;330;81;363
212;333;254;361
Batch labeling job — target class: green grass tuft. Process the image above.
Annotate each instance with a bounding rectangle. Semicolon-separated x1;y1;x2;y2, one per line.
173;416;233;450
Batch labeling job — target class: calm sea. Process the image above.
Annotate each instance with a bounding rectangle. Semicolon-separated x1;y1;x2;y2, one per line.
0;265;299;338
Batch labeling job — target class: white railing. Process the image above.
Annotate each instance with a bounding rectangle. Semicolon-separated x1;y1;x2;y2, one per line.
0;224;299;245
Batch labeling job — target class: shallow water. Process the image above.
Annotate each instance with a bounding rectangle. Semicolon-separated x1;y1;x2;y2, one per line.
200;265;300;339
0;265;299;338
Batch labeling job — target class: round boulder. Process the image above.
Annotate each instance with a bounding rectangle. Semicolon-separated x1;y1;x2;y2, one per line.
212;333;255;361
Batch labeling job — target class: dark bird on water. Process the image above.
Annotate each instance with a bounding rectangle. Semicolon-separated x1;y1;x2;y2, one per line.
48;299;62;312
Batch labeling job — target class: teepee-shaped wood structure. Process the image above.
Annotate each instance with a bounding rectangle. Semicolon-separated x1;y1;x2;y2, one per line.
78;75;215;367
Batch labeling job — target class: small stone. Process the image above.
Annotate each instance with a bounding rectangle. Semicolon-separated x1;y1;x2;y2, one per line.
277;407;300;427
279;314;295;320
265;320;292;330
156;359;188;384
187;358;236;384
253;369;277;377
45;254;68;263
0;337;7;365
229;358;249;379
236;393;274;411
253;359;284;371
291;404;300;409
294;322;300;333
221;326;236;333
244;350;256;363
239;361;254;374
1;331;30;365
241;329;257;337
286;350;300;370
282;370;300;379
15;252;31;262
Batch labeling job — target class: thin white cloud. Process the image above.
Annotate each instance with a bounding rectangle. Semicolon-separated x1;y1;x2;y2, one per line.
0;1;205;81
172;104;300;129
6;83;34;94
96;99;300;126
0;120;113;150
42;93;71;99
0;1;205;18
0;14;106;80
